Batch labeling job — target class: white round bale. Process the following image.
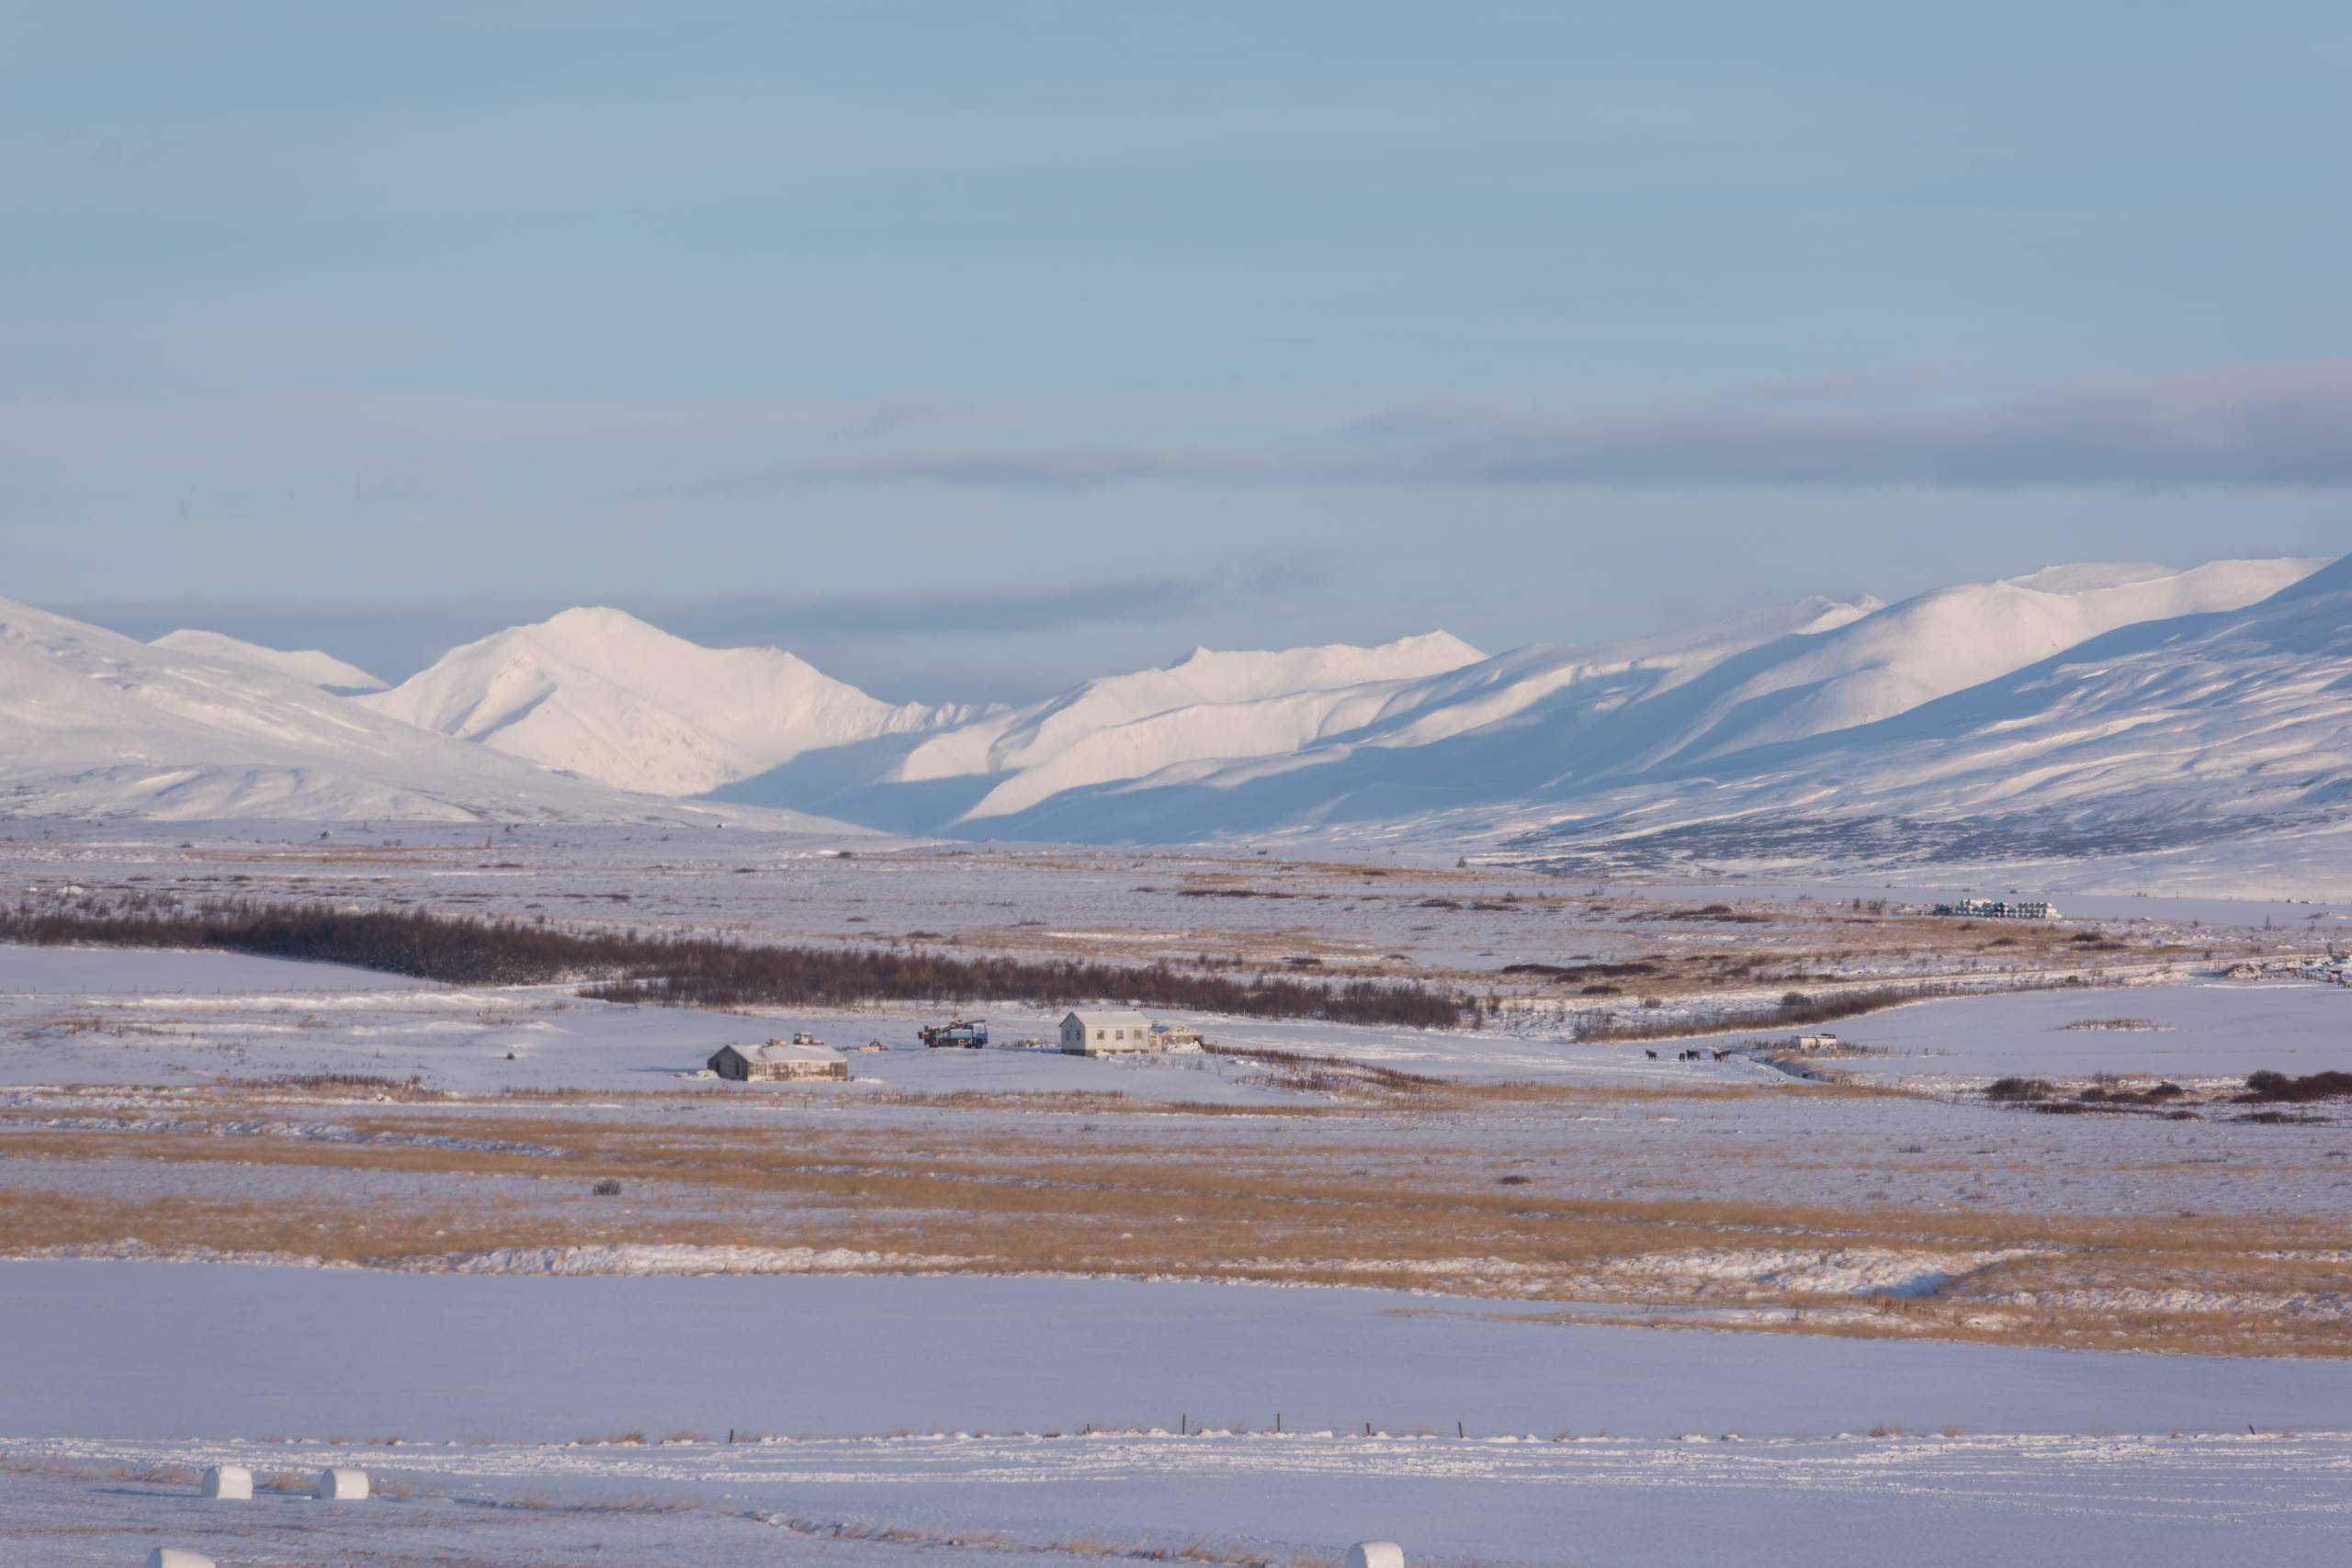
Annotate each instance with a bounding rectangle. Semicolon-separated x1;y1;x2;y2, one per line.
1345;1544;1405;1568
199;1462;252;1499
147;1551;216;1568
318;1466;370;1500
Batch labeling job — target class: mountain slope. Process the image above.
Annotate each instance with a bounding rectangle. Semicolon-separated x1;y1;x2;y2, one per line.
0;599;814;825
1637;557;2326;771
1489;553;2352;876
920;557;2330;844
150;629;389;693
362;607;975;796
712;630;1497;828
11;552;2338;869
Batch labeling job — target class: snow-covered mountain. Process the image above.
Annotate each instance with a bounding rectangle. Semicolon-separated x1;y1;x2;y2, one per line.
361;607;978;796
6;552;2344;886
0;599;825;825
149;629;388;694
709;629;1498;829
895;629;1491;818
1490;553;2352;880
725;558;2325;848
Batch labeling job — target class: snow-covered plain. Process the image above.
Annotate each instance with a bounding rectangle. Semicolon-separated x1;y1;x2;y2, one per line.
17;1263;2346;1439
0;940;1780;1097
6;1264;2351;1568
3;836;2347;1567
1784;979;2352;1086
15;1430;2349;1568
12;937;2342;1106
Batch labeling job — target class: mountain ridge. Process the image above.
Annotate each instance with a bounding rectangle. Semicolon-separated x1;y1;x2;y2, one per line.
6;553;2344;890
361;607;982;796
0;599;845;828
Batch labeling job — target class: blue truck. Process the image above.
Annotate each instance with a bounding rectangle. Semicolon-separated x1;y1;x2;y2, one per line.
918;1018;989;1049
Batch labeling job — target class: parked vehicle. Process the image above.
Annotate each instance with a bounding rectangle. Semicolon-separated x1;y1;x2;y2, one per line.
918;1018;989;1049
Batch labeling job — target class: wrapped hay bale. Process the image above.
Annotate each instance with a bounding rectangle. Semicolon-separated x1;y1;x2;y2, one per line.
1345;1544;1405;1568
199;1463;252;1500
147;1551;216;1568
317;1466;370;1500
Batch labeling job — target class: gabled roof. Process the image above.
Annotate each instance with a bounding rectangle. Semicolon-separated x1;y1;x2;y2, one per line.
713;1041;843;1064
1063;1010;1150;1029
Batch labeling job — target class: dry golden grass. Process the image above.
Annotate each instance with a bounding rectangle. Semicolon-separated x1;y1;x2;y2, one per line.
5;1091;2345;1358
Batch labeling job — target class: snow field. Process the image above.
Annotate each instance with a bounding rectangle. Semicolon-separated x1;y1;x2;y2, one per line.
8;1262;2352;1567
12;1263;2350;1444
9;1427;2351;1568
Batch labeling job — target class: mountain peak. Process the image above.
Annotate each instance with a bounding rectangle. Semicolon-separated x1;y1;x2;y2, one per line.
360;610;960;795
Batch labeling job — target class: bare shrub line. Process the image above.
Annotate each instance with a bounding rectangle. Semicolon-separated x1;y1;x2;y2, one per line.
1572;977;2102;1043
0;894;1470;1031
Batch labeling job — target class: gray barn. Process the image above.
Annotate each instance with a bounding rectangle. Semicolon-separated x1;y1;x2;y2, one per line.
708;1040;849;1081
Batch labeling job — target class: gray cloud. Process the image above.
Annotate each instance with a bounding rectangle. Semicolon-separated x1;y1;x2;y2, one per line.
834;400;965;442
650;446;1270;498
658;360;2352;493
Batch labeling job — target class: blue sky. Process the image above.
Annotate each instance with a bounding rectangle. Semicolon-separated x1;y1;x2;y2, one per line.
5;3;2347;699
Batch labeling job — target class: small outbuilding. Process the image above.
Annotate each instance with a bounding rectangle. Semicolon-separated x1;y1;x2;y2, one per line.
707;1040;850;1082
1060;1010;1154;1055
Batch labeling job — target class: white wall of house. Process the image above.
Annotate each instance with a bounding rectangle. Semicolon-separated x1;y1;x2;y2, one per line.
1061;1010;1153;1055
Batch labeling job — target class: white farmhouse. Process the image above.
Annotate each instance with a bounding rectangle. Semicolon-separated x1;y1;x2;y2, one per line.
1060;1010;1154;1055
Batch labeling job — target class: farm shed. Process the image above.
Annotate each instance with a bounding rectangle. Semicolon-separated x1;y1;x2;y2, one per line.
708;1040;850;1082
1061;1010;1154;1055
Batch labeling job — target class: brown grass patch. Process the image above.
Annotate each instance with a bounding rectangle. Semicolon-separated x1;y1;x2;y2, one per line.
5;1092;2345;1358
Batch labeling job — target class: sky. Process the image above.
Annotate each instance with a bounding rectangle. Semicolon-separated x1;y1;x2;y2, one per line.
5;2;2348;701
